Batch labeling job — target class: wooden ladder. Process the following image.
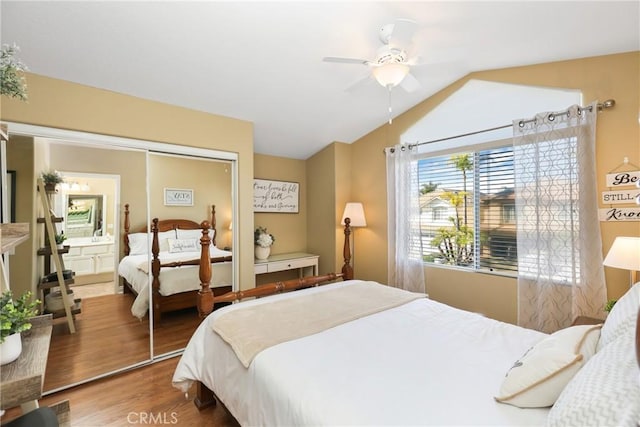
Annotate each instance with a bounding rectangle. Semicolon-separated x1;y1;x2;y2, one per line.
36;178;76;333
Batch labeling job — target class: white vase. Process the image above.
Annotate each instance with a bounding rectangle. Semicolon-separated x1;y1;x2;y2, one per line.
255;245;271;260
0;333;22;365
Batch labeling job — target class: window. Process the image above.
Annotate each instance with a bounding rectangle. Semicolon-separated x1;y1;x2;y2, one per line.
432;206;447;221
502;204;516;224
416;145;517;273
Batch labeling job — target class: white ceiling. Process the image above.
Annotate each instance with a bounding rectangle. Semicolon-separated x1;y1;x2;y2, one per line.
1;1;638;160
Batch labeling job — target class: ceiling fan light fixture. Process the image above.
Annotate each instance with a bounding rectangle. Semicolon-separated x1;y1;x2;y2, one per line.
372;62;409;88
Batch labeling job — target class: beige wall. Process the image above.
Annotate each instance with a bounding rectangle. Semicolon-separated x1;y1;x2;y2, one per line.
6;137;36;297
148;154;232;247
345;51;640;323
306;144;338;276
1;73;255;291
49;142;147;235
253;153;307;285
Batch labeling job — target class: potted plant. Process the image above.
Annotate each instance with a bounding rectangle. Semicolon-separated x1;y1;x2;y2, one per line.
604;299;617;313
40;170;64;192
254;226;275;260
0;291;40;365
54;231;67;248
0;44;28;101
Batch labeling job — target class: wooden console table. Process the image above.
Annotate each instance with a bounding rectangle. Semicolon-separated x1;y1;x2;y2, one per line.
255;252;319;277
0;314;52;413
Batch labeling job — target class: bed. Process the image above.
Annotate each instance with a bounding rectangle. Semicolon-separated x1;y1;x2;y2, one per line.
173;221;640;426
118;204;233;325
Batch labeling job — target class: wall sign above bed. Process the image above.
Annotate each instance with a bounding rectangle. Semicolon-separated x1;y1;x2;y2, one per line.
164;188;194;206
253;179;299;213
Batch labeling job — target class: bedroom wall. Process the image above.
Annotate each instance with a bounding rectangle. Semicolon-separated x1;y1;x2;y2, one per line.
1;73;256;291
253;153;308;285
6;136;36;298
346;51;640;324
148;154;232;246
307;143;338;276
48;143;146;225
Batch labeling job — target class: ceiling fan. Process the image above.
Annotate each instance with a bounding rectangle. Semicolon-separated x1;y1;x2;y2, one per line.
323;18;422;93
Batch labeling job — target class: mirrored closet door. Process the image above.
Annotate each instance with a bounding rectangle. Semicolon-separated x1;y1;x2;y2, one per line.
2;124;237;394
147;152;233;357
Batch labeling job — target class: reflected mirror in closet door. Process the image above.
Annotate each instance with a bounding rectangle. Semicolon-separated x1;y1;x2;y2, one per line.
147;152;234;357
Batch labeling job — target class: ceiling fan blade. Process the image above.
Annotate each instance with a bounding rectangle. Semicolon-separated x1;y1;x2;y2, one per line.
399;72;421;93
388;18;418;49
345;73;375;93
323;57;371;65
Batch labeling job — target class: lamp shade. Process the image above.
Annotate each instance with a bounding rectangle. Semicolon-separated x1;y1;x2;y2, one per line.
372;63;409;88
341;202;367;227
603;236;640;271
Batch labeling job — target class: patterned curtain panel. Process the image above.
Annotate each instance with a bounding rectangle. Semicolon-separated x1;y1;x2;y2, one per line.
386;144;425;293
513;102;607;333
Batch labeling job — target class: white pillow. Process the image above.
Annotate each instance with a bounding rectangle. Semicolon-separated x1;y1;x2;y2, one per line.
495;324;601;408
127;230;176;255
176;228;215;245
597;281;640;352
167;238;198;253
547;329;640;427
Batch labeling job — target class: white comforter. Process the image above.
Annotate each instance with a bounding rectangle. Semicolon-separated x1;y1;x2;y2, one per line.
118;246;232;319
173;280;550;426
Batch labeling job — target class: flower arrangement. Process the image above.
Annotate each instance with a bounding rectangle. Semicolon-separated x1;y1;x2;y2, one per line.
0;291;40;344
254;226;275;248
0;44;28;101
40;170;64;186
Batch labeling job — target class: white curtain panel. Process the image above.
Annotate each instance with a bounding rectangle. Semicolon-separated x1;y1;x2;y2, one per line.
386;144;425;293
513;102;607;333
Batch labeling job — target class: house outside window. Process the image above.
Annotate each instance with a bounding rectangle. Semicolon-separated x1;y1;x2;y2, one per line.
415;145;517;274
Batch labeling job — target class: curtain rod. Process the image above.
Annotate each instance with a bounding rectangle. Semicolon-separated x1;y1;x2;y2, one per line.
385;99;615;153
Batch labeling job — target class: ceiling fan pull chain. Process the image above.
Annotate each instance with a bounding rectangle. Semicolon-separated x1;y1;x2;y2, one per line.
388;86;393;124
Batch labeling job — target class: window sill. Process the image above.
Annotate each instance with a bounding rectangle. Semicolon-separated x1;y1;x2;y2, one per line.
423;262;518;279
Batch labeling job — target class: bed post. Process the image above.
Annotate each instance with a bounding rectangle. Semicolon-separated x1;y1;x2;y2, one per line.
197;220;214;318
151;218;162;326
210;205;217;247
194;383;216;410
341;218;353;280
124;203;131;256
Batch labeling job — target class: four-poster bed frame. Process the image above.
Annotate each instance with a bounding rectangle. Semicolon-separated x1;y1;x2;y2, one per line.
122;204;232;325
175;217;640;424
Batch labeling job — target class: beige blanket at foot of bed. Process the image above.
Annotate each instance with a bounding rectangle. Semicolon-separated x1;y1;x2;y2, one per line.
212;281;425;367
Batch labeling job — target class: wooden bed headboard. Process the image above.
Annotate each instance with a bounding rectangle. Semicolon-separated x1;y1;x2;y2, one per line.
123;203;218;255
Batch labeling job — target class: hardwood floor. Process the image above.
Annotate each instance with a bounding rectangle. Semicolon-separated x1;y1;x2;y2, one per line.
45;293;202;392
3;357;238;427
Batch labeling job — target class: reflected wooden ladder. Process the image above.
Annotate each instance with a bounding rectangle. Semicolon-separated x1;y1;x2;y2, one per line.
36;178;76;333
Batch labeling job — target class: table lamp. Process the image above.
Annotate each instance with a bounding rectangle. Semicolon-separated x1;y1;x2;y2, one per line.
603;236;640;287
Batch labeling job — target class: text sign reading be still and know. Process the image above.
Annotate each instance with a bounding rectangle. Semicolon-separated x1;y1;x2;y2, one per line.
600;170;640;222
253;179;299;213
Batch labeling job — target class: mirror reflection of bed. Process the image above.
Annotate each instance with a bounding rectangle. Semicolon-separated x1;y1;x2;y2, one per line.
4;129;236;395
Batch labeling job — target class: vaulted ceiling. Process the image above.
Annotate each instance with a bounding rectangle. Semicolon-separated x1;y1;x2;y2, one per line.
2;1;638;159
